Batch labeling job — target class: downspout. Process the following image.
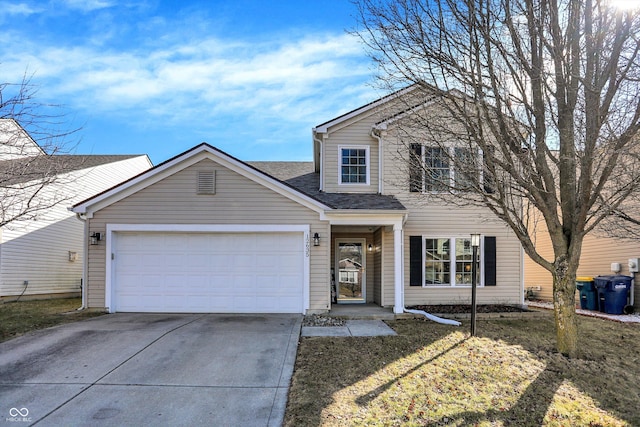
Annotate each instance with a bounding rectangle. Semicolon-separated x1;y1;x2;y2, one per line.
312;131;324;192
370;127;384;193
74;212;89;311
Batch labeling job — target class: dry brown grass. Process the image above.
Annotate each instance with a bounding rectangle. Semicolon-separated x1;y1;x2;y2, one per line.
0;297;105;343
285;312;640;426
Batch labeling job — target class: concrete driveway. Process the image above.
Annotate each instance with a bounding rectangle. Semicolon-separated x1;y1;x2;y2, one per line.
0;313;301;426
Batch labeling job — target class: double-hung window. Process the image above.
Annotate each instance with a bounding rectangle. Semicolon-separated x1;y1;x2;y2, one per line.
425;147;450;192
410;144;490;193
410;235;497;287
424;237;480;286
339;146;369;185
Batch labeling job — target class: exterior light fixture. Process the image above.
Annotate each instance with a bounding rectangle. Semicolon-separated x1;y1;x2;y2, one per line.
368;243;373;252
313;232;320;246
470;233;481;336
90;232;103;245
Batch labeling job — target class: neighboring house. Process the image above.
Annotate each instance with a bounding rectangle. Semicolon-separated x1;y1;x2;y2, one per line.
0;119;152;300
525;220;639;310
72;89;524;314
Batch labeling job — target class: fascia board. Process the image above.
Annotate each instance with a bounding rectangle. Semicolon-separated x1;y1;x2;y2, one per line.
373;97;438;130
73;145;330;216
321;210;407;226
313;86;418;134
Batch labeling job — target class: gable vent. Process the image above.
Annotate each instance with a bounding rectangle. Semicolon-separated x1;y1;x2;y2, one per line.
197;170;216;195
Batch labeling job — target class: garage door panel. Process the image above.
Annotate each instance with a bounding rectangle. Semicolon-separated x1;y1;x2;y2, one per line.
113;232;304;313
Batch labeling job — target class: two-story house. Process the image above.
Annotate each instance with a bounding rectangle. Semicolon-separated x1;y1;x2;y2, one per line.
72;89;524;314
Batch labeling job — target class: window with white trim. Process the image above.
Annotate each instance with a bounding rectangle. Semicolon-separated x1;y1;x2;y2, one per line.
424;237;481;287
410;144;492;193
339;146;370;185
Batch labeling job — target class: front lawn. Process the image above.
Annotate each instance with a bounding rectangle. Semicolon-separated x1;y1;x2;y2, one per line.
285;313;640;426
0;298;105;343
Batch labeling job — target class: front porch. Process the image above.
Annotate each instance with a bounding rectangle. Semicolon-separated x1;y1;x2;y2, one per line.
327;220;404;314
328;303;396;320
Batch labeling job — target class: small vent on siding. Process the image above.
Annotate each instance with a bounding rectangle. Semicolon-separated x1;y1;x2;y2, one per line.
197;170;216;195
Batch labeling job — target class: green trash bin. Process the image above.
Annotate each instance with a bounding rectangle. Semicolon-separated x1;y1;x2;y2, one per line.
576;277;597;310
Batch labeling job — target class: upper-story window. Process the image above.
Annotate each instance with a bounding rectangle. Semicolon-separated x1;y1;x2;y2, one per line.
410;144;493;193
424;147;450;192
339;146;370;185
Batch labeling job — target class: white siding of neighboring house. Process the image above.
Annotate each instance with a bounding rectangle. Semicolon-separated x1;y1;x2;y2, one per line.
0;156;151;298
84;158;331;312
0;119;44;160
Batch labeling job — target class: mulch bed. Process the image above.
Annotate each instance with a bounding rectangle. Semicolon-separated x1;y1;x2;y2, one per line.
408;304;530;314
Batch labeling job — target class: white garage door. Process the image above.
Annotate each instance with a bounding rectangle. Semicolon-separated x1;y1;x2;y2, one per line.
112;232;305;313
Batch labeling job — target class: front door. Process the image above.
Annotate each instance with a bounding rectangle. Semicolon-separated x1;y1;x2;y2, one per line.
335;239;366;303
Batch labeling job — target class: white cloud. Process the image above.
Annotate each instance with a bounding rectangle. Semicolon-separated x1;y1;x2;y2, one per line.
5;32;372;126
0;2;42;17
58;0;115;12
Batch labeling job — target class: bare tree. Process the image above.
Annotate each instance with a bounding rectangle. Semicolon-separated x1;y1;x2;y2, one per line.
354;0;640;357
0;72;81;228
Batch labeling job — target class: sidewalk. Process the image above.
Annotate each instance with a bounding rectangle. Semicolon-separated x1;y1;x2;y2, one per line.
301;320;397;337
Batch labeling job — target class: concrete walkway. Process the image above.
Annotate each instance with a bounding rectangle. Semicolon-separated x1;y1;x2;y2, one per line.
0;313;301;427
301;320;397;337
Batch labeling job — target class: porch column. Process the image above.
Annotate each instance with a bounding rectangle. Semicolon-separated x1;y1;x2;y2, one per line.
393;224;404;314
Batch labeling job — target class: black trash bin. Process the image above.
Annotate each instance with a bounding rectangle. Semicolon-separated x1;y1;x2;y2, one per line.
594;276;613;312
576;277;597;310
604;275;633;315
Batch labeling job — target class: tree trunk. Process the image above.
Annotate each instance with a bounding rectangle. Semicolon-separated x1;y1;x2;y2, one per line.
552;264;579;358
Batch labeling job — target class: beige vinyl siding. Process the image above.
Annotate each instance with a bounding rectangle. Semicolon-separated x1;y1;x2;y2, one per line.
86;158;330;312
373;228;382;305
523;215;554;301
402;208;522;306
381;131;524;306
322;114;380;193
382;227;395;307
0;156;151;298
525;225;640;309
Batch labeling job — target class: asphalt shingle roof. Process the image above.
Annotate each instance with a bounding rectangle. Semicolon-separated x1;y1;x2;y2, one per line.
248;161;406;211
0;154;145;185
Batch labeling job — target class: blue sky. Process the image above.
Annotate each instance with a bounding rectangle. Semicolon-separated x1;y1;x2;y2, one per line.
0;0;380;164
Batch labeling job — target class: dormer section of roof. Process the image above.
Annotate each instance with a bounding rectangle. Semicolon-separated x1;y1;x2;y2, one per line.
312;85;430;195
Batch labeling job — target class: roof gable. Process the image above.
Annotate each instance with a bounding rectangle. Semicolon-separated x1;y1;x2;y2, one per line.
312;85;427;134
72;143;332;217
0;119;45;160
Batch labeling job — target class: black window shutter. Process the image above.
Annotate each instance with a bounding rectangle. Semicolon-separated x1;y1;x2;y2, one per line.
409;236;423;286
484;236;497;286
409;143;422;192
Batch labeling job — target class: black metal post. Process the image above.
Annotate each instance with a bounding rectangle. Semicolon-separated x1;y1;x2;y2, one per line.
471;244;478;336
